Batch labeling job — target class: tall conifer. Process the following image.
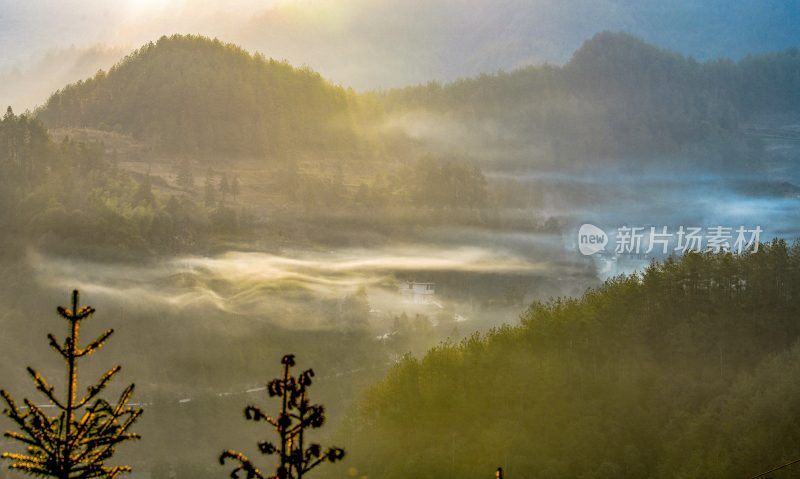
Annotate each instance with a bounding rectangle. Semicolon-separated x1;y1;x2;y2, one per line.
1;290;142;479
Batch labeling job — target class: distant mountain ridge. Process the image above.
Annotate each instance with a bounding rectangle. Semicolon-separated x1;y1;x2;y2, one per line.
380;32;800;163
236;0;800;90
36;32;800;162
4;0;800;96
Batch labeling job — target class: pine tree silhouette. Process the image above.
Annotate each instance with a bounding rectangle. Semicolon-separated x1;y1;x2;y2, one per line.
220;354;345;479
0;290;142;479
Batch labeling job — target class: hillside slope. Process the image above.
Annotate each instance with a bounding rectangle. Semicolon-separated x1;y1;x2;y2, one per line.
342;242;800;479
38;35;361;157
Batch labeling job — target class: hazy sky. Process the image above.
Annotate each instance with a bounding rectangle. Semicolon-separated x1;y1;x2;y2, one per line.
1;0;799;110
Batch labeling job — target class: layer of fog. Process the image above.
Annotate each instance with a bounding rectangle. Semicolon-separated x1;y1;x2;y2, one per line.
28;245;557;329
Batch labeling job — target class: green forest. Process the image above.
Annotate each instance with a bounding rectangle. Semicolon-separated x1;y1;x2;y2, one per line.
37;35;365;157
344;244;800;478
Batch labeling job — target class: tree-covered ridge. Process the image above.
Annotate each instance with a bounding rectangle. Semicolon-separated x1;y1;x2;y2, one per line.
345;242;800;479
38;35;361;157
379;32;800;161
35;32;800;165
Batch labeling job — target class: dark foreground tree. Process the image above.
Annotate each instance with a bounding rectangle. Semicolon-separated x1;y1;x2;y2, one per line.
221;354;345;479
0;290;142;479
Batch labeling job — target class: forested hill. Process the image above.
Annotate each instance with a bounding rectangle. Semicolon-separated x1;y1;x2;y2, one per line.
343;242;800;479
37;35;361;157
35;32;800;163
380;32;800;160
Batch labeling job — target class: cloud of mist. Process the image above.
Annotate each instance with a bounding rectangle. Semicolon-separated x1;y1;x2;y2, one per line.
0;0;289;110
0;45;129;112
27;246;552;328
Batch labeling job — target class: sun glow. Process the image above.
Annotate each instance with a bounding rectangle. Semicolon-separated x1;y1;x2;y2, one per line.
126;0;171;14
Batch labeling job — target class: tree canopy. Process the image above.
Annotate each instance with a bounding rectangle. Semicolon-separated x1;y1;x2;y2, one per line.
343;241;800;479
38;35;361;157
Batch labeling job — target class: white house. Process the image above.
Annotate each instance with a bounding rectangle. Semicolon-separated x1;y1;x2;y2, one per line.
400;281;436;304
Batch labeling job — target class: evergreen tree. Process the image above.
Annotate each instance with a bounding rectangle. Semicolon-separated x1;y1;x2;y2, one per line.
176;159;194;190
220;174;230;202
230;176;241;201
132;174;155;207
220;354;345;479
0;290;142;479
204;169;217;207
